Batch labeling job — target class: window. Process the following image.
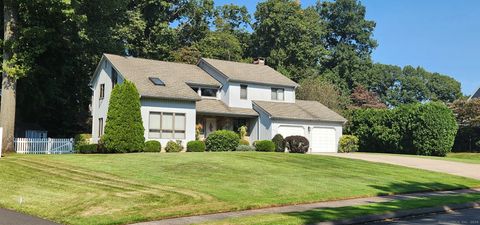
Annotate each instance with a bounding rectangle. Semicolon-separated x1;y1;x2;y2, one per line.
240;85;248;99
201;88;217;97
98;118;104;138
271;88;285;101
149;112;186;139
99;84;105;100
149;77;165;86
111;68;118;87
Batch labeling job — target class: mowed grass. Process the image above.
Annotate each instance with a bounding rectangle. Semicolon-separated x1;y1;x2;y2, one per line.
444;153;480;164
201;192;480;225
0;152;479;225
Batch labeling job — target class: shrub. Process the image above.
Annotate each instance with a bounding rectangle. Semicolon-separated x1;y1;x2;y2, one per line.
272;134;285;152
77;144;99;154
102;81;145;153
236;145;256;151
205;130;239;151
338;135;359;153
285;136;309;154
187;140;206;152
165;140;183;152
254;140;275;152
239;139;250;146
74;134;92;151
144;140;161;152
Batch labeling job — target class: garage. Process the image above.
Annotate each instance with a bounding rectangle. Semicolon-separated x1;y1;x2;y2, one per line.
278;125;305;138
311;127;337;153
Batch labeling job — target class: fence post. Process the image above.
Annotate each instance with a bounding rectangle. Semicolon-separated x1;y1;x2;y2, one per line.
47;138;52;154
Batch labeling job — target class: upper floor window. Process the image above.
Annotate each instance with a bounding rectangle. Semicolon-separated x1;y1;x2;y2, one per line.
271;88;284;101
240;85;248;99
111;67;118;87
98;118;104;138
99;84;105;100
201;88;217;97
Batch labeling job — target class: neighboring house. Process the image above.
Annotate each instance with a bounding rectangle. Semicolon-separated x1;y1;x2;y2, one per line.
470;87;480;100
90;54;346;153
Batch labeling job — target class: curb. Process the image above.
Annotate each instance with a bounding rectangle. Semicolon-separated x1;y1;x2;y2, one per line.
316;201;480;225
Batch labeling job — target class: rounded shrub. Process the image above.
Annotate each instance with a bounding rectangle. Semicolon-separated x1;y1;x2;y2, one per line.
338;135;359;153
254;140;275;152
144;140;161;152
187;140;206;152
74;133;92;151
272;134;285;152
236;145;256;151
77;144;99;154
285;136;309;154
165;140;183;152
102;81;145;153
205;130;239;151
239;139;250;146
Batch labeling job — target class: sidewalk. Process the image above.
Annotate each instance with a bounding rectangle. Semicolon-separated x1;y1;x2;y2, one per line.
131;188;480;225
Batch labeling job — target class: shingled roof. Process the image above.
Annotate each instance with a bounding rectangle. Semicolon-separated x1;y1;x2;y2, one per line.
196;99;258;117
253;100;347;123
200;58;298;87
103;54;220;101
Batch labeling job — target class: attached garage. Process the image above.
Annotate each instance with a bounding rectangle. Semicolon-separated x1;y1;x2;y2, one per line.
311;127;337;153
278;125;305;138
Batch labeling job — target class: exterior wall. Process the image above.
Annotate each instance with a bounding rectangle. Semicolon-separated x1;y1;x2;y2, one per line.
141;99;196;148
271;119;344;153
91;59;125;143
228;82;295;108
198;60;230;105
254;105;273;140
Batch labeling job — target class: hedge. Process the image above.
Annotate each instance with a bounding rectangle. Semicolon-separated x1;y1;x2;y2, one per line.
76;144;99;154
272;134;285;152
205;130;239;151
285;136;309;153
254;140;275;152
187;140;206;152
102;81;145;153
144;140;161;152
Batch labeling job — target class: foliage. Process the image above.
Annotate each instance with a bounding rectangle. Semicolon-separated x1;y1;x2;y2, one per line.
350;85;386;109
450;99;480;127
205;130;239;151
165;140;183;153
348;102;458;156
235;145;256;151
296;77;350;114
187;140;206;152
74;134;92;150
171;46;201;64
254;140;276;152
272;134;285;152
284;136;310;154
76;144;100;154
239;139;250;146
102;81;145;153
144;141;161;153
338;135;359;153
194;31;243;61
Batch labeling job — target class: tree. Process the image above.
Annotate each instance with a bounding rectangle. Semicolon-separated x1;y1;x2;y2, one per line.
450;98;480;127
252;0;326;81
214;4;251;33
177;0;215;45
296;77;350;114
171;46;202;64
102;81;144;153
350;85;387;109
194;31;243;61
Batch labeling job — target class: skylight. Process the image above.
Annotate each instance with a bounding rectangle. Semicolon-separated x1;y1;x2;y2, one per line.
149;77;165;86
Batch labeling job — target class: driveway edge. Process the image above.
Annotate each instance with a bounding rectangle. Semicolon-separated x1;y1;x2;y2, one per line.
316;201;480;225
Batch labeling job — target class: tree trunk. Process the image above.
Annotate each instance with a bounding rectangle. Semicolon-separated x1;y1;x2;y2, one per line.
1;0;17;153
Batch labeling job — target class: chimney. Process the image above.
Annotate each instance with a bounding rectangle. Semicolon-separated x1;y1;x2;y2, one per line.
253;57;265;65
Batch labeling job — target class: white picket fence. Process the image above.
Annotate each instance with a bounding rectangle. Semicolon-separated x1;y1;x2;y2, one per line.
14;138;74;154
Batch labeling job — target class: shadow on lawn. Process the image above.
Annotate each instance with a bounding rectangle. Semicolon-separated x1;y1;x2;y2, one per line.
369;181;471;196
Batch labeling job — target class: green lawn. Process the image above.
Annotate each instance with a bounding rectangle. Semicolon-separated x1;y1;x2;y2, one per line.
443;153;480;164
0;152;479;225
201;192;480;225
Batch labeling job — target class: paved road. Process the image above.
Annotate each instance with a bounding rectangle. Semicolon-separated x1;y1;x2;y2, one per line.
319;153;480;180
0;208;60;225
371;207;480;225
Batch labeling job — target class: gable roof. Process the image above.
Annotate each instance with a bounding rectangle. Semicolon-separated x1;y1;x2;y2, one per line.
470;87;480;100
253;100;347;123
103;54;220;101
200;58;298;87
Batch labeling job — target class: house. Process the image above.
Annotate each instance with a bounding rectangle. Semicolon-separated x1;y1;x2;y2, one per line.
470;87;480;100
90;54;346;153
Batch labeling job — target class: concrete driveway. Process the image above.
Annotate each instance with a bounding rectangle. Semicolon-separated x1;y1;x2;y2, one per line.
318;153;480;180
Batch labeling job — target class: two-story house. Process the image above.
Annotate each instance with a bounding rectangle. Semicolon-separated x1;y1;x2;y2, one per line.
90;54;346;152
470;87;480;100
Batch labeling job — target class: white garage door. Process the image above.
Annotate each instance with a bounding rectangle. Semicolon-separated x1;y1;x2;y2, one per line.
311;127;337;153
277;126;305;138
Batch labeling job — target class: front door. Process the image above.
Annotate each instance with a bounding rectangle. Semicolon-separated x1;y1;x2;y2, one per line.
205;118;217;137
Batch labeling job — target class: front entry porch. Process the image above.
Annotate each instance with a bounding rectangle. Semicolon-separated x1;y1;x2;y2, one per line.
196;115;257;142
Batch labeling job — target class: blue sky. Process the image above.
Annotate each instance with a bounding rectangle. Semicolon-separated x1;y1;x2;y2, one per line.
215;0;480;95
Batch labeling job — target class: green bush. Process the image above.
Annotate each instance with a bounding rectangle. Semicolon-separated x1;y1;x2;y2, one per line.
187;140;206;152
165;140;183;153
74;134;92;151
205;130;239;151
239;139;250;146
236;145;255;151
144;140;161;152
77;144;99;154
285;136;309;153
102;81;145;153
338;135;359;153
272;134;285;152
254;140;275;152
